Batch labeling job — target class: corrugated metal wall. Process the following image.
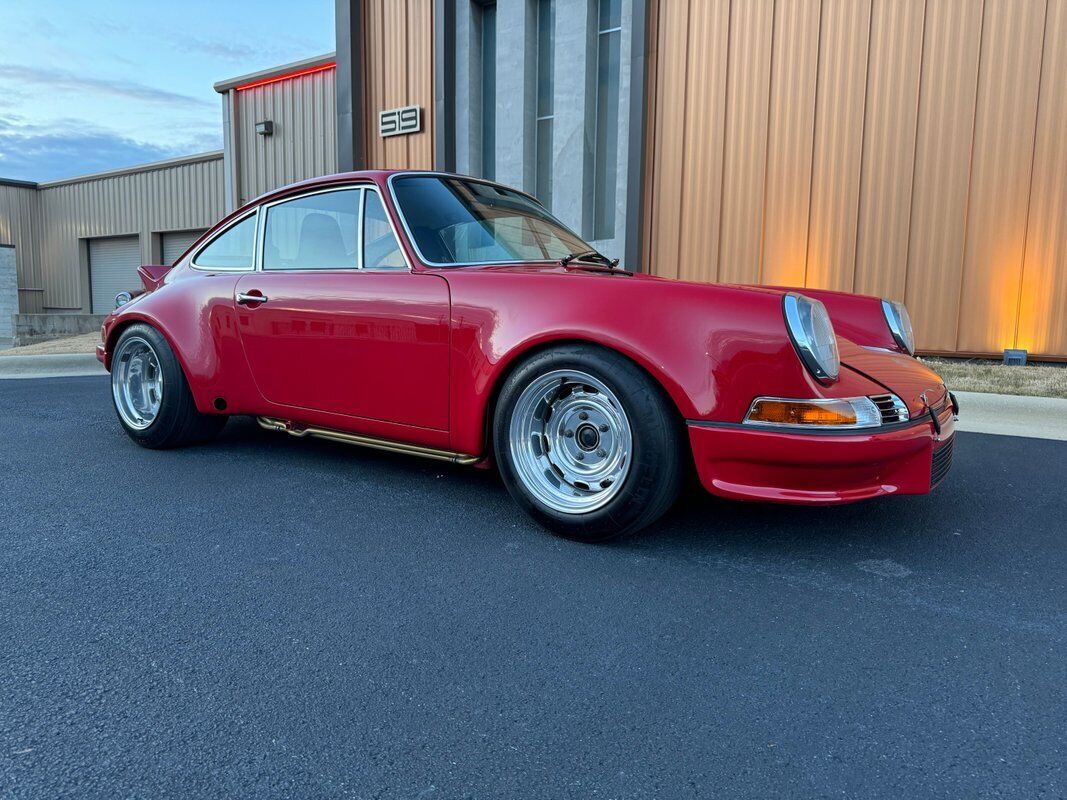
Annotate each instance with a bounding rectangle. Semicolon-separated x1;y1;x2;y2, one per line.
35;155;225;311
0;184;44;313
230;67;338;207
362;0;435;169
644;0;1067;358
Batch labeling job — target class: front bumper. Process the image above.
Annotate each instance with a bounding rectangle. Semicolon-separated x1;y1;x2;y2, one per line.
688;406;955;505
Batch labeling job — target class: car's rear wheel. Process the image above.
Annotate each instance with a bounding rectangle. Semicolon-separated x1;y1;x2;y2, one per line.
493;344;684;542
111;323;226;448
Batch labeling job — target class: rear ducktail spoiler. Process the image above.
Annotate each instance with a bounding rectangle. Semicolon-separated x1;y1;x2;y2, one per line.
137;264;172;293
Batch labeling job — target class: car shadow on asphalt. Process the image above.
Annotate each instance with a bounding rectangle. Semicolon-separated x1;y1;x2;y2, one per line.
217;415;948;563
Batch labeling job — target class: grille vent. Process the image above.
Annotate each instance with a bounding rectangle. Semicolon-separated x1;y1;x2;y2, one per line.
931;436;955;487
870;394;909;424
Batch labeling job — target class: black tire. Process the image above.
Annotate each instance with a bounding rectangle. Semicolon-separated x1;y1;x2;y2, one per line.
110;323;227;449
493;344;685;542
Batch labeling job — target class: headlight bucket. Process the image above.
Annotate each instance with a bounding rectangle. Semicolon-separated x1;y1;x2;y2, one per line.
881;299;915;355
783;293;840;383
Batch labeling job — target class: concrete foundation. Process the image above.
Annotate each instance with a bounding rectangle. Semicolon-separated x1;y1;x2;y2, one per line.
14;313;108;346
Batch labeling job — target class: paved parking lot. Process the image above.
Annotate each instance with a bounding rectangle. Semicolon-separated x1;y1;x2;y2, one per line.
1;376;1064;799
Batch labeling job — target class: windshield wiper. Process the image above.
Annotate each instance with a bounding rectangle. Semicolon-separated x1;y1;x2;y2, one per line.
559;249;619;268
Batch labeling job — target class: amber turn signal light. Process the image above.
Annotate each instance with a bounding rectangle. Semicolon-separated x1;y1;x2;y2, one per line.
744;396;883;429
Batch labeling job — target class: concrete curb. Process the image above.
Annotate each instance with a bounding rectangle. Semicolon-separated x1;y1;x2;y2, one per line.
0;353;105;380
953;391;1067;442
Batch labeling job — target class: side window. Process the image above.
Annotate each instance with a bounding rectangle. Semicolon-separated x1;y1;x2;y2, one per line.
263;189;360;270
194;214;257;270
362;192;406;270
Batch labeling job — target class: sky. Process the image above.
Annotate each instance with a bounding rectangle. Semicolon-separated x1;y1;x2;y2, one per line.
0;0;335;182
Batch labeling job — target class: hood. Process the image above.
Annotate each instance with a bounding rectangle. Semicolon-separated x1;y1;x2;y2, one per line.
838;340;947;415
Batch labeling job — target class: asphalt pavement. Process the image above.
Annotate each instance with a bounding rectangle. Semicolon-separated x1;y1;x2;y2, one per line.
1;376;1064;799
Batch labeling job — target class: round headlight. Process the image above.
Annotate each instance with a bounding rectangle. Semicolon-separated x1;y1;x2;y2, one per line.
783;293;840;383
881;299;915;355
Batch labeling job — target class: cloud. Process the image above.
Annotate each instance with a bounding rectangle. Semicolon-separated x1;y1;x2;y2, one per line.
0;115;221;182
0;64;210;109
169;34;324;64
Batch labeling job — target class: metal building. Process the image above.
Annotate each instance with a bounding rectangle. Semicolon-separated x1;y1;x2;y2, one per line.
0;154;225;339
3;0;1067;360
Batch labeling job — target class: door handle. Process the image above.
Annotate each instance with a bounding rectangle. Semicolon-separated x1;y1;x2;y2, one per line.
236;292;268;305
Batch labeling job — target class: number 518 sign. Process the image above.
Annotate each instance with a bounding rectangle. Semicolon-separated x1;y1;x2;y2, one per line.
379;105;422;138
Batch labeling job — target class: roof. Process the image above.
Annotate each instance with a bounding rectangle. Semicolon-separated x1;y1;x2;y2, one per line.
0;177;39;189
236;169;499;211
12;151;224;190
213;53;336;93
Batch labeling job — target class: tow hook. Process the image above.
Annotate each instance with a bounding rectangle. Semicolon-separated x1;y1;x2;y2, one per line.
921;392;942;439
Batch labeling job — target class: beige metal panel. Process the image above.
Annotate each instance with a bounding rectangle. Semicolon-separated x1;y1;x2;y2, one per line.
35;155;225;310
717;0;774;286
644;0;1067;357
759;0;821;288
640;0;661;272
676;0;730;283
955;0;1047;354
1018;0;1067;357
805;0;872;292
362;0;435;170
853;0;925;301
645;0;691;279
902;0;984;352
0;184;44;312
406;0;435;170
382;0;408;168
232;66;338;206
364;0;385;170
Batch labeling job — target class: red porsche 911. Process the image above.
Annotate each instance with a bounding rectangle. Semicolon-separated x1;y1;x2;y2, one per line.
98;170;957;542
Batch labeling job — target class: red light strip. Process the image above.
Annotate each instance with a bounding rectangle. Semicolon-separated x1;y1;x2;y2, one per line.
235;62;336;92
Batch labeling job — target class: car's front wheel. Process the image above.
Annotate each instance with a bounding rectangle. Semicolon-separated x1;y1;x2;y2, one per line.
110;323;226;448
493;344;684;542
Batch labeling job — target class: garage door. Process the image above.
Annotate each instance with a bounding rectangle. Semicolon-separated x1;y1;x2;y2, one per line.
88;236;141;314
162;229;206;265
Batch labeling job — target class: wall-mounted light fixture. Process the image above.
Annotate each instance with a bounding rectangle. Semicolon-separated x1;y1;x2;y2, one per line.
1003;348;1027;366
255;120;274;136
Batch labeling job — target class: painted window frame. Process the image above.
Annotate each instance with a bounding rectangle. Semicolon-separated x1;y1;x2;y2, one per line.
205;184;412;274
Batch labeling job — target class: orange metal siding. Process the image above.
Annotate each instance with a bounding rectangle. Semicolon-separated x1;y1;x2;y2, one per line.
645;0;1067;358
853;0;924;301
362;0;435;170
1018;0;1067;356
717;0;774;286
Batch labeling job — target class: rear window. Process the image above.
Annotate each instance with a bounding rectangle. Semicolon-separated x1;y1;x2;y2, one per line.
194;214;257;270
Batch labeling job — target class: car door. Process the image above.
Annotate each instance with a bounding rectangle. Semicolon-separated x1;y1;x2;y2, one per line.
234;185;450;431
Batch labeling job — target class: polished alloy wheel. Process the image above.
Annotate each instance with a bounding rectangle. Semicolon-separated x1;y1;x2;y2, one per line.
112;335;164;430
508;369;633;513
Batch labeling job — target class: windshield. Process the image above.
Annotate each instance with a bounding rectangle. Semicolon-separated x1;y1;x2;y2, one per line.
391;175;593;266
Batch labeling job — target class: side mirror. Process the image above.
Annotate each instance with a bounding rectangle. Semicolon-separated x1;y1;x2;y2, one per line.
114;291;133;309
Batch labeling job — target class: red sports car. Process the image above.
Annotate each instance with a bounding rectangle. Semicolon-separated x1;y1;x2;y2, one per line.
98;170;957;542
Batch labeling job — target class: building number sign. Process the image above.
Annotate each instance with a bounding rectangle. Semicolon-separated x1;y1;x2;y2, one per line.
379;105;422;138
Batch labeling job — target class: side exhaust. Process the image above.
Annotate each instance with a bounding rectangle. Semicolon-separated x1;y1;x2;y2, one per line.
256;417;479;465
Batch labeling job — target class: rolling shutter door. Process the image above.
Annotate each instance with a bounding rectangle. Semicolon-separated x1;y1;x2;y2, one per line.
162;229;205;265
89;236;141;314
